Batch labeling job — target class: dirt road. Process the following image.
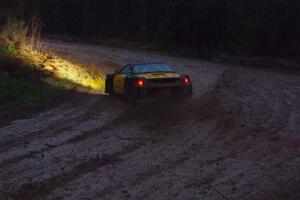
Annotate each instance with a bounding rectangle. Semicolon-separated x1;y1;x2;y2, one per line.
0;41;299;200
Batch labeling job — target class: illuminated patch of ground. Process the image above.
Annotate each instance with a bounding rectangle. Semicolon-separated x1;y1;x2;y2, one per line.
20;47;105;94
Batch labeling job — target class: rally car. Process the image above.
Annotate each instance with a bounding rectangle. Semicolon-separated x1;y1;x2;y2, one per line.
105;63;192;103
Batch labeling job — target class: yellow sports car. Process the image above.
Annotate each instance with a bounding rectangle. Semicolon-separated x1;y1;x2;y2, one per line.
105;63;192;103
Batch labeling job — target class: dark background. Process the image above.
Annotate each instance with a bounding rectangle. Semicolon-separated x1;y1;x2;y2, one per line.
1;0;300;58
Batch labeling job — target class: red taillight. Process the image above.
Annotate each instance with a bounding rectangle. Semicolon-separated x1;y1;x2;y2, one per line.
137;80;144;87
183;76;190;85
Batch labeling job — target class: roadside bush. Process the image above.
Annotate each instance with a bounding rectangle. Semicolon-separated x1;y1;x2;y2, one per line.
28;17;43;53
0;43;17;54
0;17;28;50
0;16;43;54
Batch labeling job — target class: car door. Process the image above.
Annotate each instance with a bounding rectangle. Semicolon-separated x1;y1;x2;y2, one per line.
113;65;131;94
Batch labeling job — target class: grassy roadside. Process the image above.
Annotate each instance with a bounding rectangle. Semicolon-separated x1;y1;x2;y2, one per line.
0;71;63;117
0;16;105;120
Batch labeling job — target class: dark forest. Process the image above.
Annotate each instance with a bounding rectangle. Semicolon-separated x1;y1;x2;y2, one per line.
1;0;300;58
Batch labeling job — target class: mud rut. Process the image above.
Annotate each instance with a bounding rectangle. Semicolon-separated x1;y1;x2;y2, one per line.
1;41;299;200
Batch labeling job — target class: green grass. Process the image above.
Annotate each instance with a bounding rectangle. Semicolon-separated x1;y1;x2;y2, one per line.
0;72;63;117
0;44;17;55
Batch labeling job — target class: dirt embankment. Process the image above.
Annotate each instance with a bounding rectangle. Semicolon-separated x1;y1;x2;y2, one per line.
0;41;299;200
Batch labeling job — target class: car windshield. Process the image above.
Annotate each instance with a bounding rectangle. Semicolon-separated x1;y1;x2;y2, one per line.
133;64;174;74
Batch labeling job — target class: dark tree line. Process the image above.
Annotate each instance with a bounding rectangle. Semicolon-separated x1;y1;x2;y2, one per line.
1;0;300;57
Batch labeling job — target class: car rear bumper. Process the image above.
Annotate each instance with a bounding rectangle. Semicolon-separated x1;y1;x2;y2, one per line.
137;85;192;98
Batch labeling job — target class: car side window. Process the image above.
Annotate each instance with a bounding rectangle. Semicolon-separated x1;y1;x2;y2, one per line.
120;65;132;75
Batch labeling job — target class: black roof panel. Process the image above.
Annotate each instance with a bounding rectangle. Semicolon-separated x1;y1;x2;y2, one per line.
130;62;168;66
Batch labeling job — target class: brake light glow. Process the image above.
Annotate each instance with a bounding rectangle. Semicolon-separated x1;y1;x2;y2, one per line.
137;80;144;87
184;76;190;85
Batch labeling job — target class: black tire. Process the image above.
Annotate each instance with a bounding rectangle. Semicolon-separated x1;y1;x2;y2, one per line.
187;85;193;97
177;85;193;102
122;78;136;105
105;74;114;94
126;82;138;105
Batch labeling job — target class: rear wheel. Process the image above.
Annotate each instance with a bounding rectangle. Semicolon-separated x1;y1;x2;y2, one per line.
105;74;114;94
187;85;193;97
177;85;193;102
126;82;139;105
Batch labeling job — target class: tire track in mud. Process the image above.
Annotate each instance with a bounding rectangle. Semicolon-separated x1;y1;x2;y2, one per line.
0;95;96;141
0;108;88;155
0;105;126;168
47;117;225;200
10;142;146;200
0;94;88;135
1;101;137;196
0;130;87;168
0;124;75;153
0;95;121;163
7;101;209;200
92;123;227;200
94;155;193;199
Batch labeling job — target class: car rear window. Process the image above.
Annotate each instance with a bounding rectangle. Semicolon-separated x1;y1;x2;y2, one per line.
133;64;174;74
